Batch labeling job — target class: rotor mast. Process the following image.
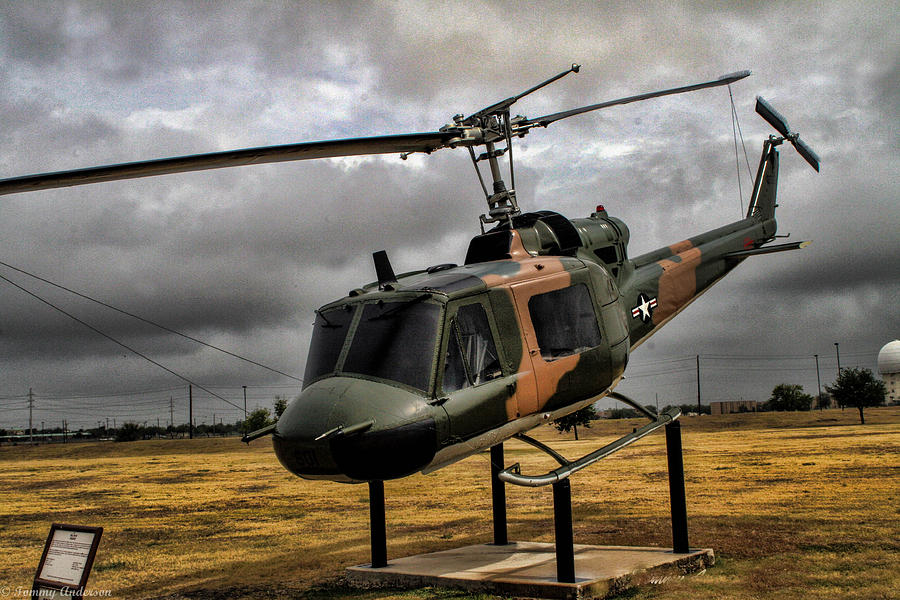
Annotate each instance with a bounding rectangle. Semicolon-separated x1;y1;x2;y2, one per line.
458;64;581;226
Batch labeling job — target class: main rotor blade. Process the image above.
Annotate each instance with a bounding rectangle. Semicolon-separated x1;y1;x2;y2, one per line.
521;70;751;128
0;132;451;196
755;96;791;137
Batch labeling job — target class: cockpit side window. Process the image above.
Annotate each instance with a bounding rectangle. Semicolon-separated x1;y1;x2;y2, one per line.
442;302;502;393
303;306;355;386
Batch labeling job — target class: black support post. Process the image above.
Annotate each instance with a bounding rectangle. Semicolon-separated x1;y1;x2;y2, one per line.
368;480;387;568
665;421;690;553
490;443;509;545
552;478;576;583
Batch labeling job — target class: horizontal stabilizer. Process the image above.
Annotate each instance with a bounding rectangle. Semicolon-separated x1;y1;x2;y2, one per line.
724;240;811;259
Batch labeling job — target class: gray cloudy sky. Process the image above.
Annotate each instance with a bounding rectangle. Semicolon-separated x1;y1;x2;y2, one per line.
1;1;898;430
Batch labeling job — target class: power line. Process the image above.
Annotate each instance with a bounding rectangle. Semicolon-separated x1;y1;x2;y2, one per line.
0;272;245;413
0;259;302;382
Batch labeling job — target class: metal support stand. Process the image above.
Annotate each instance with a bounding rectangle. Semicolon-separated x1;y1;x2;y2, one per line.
552;479;576;583
665;421;690;553
368;480;387;568
490;444;509;545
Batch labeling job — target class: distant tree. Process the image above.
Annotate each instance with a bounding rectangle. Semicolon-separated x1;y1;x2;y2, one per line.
554;405;597;440
115;422;143;442
273;396;288;419
245;407;274;432
766;384;814;412
825;367;886;425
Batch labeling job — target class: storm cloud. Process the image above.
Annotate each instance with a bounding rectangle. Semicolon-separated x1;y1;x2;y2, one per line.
1;1;897;428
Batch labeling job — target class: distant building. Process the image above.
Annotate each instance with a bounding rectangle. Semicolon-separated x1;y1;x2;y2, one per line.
710;400;758;415
877;340;900;405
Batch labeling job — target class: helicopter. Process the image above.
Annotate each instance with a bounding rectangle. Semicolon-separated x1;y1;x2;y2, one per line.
0;65;819;488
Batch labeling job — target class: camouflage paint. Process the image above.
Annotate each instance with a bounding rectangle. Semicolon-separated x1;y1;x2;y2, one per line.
274;142;790;482
654;246;702;325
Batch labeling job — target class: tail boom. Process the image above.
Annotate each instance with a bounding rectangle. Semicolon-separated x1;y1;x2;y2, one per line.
624;213;776;348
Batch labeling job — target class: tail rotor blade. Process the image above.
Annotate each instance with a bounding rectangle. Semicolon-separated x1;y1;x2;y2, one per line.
793;137;821;172
756;96;820;172
755;96;791;138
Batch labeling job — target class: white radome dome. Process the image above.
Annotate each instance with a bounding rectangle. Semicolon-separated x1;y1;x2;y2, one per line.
877;340;900;375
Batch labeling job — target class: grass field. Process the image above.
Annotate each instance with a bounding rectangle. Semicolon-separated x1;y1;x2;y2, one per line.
1;407;898;599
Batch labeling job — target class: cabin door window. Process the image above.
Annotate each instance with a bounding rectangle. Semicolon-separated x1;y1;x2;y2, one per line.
527;283;602;360
442;303;502;393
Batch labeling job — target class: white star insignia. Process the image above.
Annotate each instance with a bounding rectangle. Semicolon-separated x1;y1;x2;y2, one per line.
631;293;658;323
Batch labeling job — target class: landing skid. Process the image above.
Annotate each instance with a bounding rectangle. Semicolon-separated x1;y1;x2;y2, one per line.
499;406;680;487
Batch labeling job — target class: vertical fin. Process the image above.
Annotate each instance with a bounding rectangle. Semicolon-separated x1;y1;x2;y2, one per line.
746;139;780;221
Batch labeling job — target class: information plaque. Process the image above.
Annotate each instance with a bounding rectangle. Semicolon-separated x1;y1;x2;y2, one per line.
33;523;103;597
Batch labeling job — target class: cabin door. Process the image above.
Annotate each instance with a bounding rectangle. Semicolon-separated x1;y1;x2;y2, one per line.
510;270;608;414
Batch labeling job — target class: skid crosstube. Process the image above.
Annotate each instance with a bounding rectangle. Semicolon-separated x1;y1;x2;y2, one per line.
498;396;680;487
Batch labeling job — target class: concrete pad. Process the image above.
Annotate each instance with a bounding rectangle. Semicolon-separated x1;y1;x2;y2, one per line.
347;541;714;599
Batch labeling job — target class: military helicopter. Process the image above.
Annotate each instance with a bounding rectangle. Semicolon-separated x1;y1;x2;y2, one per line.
0;66;819;489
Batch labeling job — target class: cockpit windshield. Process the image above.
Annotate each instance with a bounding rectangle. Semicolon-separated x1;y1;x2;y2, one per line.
343;299;440;391
303;297;442;392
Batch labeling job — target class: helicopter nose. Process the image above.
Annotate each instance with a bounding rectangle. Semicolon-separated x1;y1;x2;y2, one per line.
272;377;439;482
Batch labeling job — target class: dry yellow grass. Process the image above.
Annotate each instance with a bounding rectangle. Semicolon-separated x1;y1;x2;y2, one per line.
1;407;898;599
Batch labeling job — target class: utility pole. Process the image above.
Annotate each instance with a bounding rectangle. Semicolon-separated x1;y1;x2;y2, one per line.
189;385;193;439
696;355;702;414
63;420;67;443
169;396;174;429
242;386;248;434
28;388;34;445
834;342;841;376
814;354;823;410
